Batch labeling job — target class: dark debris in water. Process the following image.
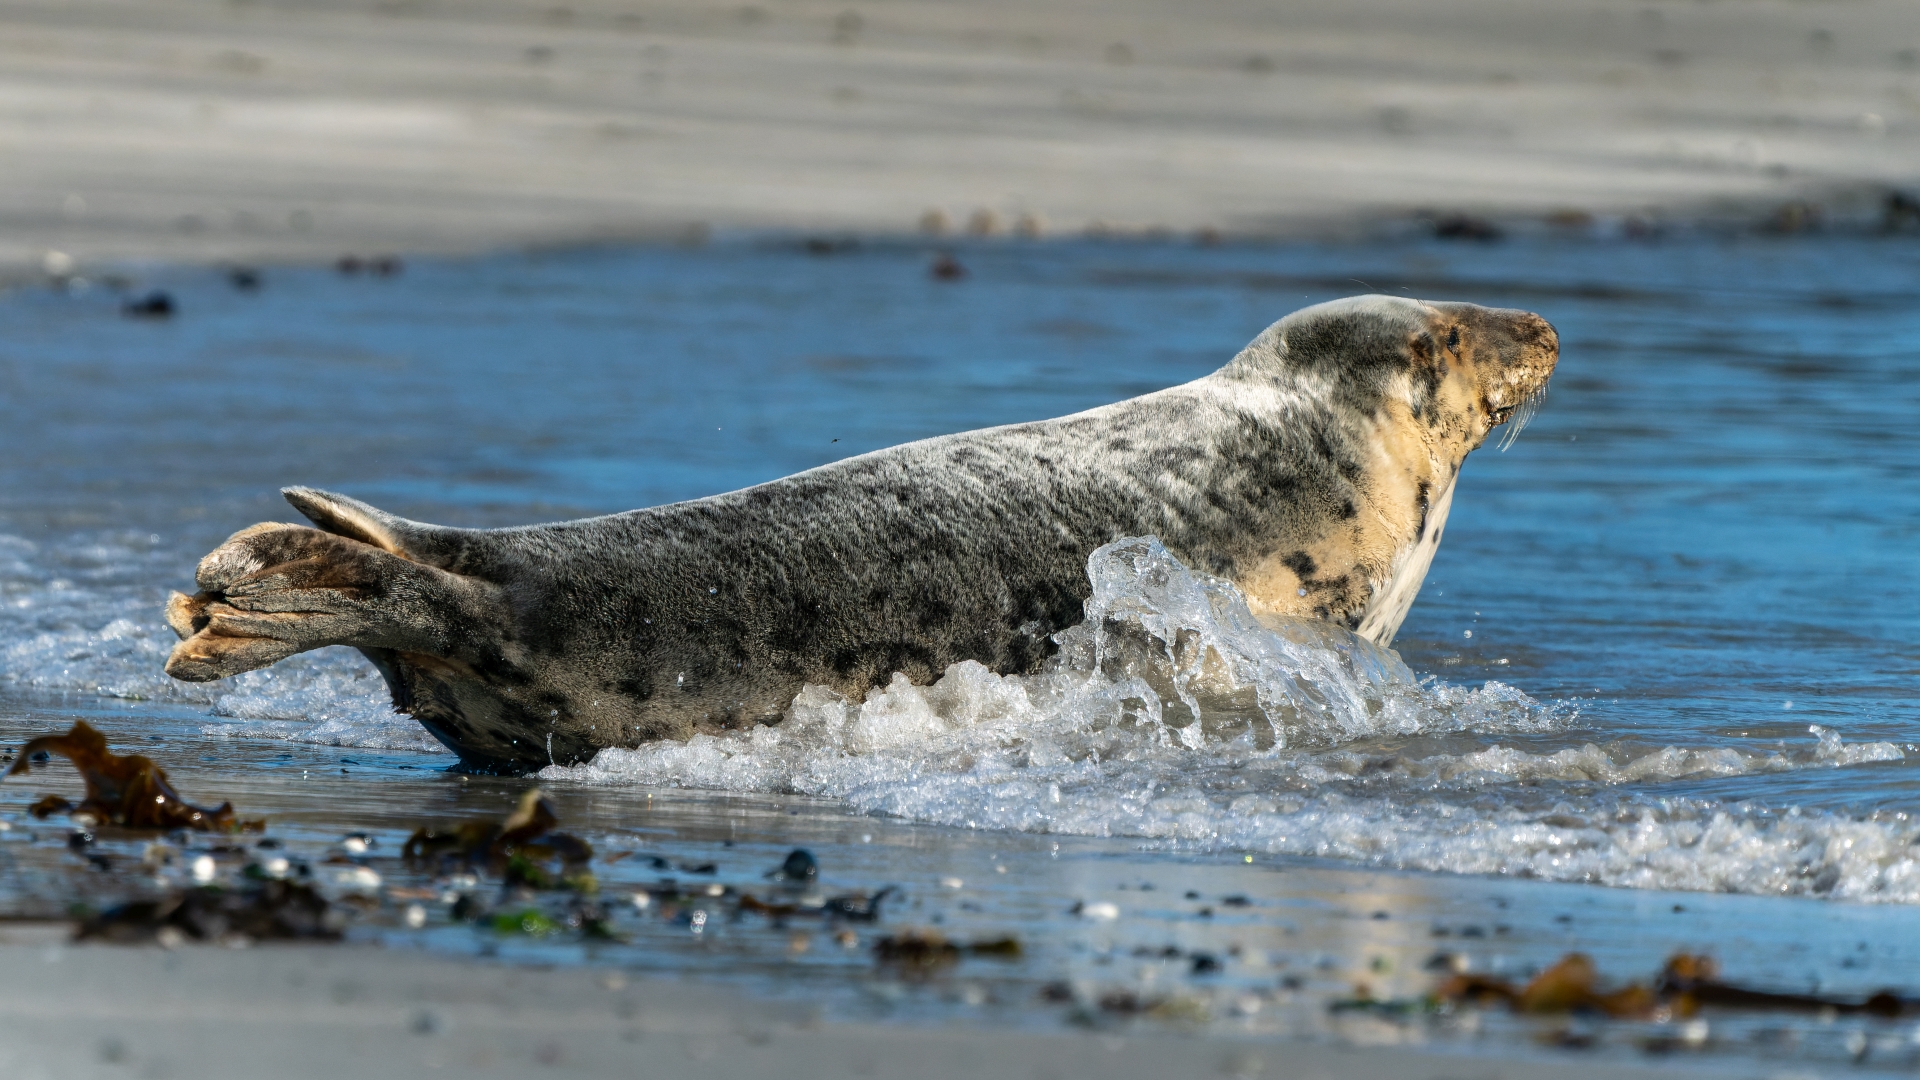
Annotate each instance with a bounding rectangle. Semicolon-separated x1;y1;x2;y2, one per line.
483;898;621;940
121;292;175;319
6;721;256;832
873;929;1022;972
76;880;341;945
403;788;594;892
1659;954;1908;1018
1433;952;1914;1021
736;885;896;923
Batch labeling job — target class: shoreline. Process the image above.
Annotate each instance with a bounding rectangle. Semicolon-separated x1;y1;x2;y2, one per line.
9;205;1919;290
5;0;1919;273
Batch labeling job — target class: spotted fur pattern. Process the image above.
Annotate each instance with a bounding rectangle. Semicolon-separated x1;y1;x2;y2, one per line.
164;295;1557;772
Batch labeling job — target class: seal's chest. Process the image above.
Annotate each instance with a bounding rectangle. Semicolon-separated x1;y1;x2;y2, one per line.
1353;472;1458;647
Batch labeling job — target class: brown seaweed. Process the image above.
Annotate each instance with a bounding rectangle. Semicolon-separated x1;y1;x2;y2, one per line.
402;789;594;891
76;880;340;944
1656;953;1906;1018
874;929;1024;971
5;721;252;832
1438;952;1912;1020
1440;953;1655;1018
27;794;73;819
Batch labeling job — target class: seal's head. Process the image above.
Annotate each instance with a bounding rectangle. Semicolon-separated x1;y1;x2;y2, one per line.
1419;298;1559;451
1221;295;1558;643
1256;294;1559;458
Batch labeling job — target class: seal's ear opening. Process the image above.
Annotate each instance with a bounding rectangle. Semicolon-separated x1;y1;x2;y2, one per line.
282;487;473;570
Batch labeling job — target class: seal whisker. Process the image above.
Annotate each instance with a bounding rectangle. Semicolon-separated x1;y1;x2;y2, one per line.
1497;384;1547;452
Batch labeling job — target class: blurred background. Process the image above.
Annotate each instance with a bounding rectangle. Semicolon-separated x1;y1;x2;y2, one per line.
4;0;1920;269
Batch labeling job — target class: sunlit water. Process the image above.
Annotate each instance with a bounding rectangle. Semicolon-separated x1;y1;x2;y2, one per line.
3;235;1920;1066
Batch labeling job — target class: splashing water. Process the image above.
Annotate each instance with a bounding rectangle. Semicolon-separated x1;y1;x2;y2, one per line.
0;529;442;752
543;538;1917;902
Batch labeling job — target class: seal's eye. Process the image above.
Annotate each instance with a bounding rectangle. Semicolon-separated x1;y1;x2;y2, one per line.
1446;327;1460;351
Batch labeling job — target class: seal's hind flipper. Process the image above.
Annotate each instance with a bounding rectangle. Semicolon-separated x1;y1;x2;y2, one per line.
282;487;477;571
162;520;505;683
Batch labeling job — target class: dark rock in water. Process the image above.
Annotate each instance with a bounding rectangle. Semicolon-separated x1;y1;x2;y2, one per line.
1767;201;1821;234
77;880;341;944
822;886;895;921
1189;952;1222;975
336;256;364;275
770;848;818;881
930;253;967;280
450;893;487;922
1883;191;1920;232
122;292;175;319
1432;214;1503;242
228;267;262;291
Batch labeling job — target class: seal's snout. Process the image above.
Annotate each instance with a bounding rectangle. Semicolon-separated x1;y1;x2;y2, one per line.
1512;311;1558;361
1497;311;1558;401
1515;311;1559;370
1484;310;1557;449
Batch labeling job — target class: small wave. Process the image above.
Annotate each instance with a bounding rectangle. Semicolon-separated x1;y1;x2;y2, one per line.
0;530;416;750
200;664;446;753
1298;724;1903;787
548;537;1918;902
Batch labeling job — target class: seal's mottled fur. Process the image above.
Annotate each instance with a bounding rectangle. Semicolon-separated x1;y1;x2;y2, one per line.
165;296;1557;772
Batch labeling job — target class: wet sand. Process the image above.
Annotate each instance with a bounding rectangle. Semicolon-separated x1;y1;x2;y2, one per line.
0;937;1726;1080
5;0;1920;269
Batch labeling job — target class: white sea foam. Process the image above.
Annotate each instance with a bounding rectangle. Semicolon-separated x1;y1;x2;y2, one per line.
0;530;421;750
546;537;1919;902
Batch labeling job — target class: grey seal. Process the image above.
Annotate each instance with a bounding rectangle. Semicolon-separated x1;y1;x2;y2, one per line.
163;295;1557;772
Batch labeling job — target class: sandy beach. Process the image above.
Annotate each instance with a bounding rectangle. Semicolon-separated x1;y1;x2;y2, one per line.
4;0;1920;270
0;935;1737;1080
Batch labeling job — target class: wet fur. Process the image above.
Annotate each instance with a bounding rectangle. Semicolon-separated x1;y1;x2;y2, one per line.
165;295;1557;773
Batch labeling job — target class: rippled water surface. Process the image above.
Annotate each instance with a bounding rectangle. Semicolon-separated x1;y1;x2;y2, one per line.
3;235;1920;1066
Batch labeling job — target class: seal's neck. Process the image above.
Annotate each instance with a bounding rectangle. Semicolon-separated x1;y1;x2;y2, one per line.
1352;468;1456;646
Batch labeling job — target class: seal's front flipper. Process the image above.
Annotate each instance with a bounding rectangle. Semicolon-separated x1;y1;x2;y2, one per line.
163;519;505;683
281;487;480;572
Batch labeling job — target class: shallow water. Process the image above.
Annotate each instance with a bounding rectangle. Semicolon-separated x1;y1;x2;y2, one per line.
3;235;1920;1066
